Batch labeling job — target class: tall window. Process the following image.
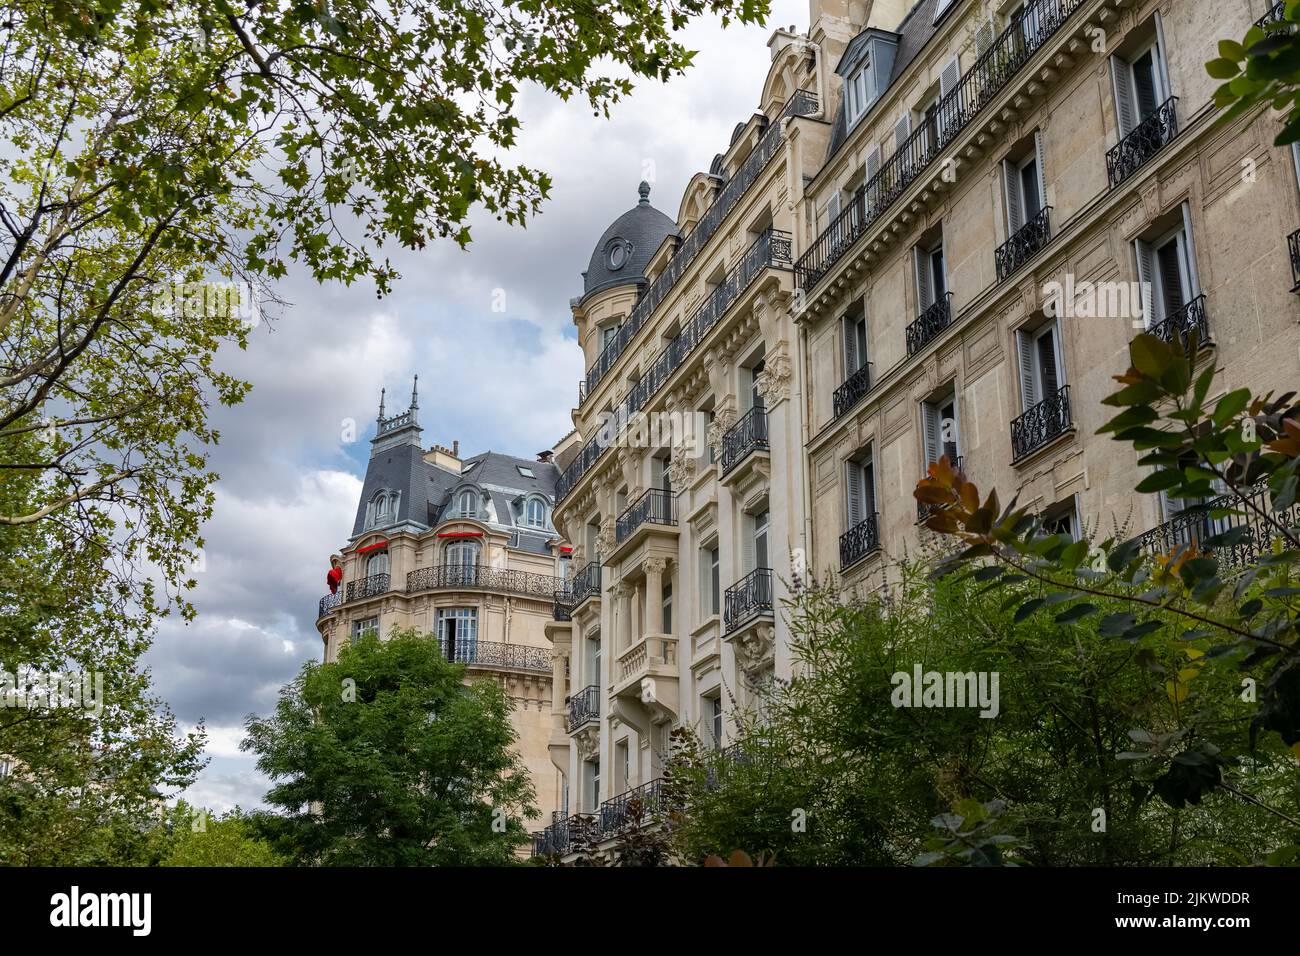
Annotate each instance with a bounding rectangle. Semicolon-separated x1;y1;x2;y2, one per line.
1016;320;1064;412
1110;24;1170;137
747;510;770;572
584;759;600;812
922;393;960;469
706;693;723;749
526;498;547;528
843;310;869;379
1135;205;1199;327
615;740;630;793
915;238;946;310
747;358;766;411
708;546;720;616
365;551;389;577
1003;133;1046;234
437;607;479;663
458;490;477;516
846;450;877;531
845;62;874;126
601;324;619;352
446;541;479;585
586;634;601;690
662;580;673;634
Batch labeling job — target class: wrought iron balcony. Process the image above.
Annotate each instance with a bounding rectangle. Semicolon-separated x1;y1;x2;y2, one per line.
318;592;342;617
840;513;881;570
1257;1;1287;29
615;488;676;543
995;206;1052;282
579;90;817;405
723;567;774;634
441;638;550;673
1147;294;1210;353
833;362;874;419
1289;228;1300;293
794;0;1086;291
531;812;600;857
906;292;953;356
1011;384;1072;462
569;560;602;607
566;684;600;733
917;456;963;522
552;592;573;622
345;573;389;602
599;777;664;833
1106;97;1179;189
1138;483;1300;570
406;563;567;599
719;406;769;475
557;226;793;503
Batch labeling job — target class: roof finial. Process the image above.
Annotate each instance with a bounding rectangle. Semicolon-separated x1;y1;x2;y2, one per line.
410;374;419;411
638;180;651;206
377;386;386;422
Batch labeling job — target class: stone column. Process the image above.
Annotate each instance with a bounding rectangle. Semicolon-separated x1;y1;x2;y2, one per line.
644;557;667;634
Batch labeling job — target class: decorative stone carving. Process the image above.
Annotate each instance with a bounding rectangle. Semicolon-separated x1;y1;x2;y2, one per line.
734;622;775;675
668;452;697;487
574;724;600;762
756;352;793;406
643;556;668;577
596;516;616;557
707;402;738;456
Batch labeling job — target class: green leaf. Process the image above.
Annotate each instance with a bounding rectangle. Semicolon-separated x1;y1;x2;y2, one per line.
1014;598;1046;623
1055;603;1098;624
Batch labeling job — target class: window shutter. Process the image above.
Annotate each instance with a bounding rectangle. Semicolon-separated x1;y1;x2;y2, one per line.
1110;56;1137;137
843;315;859;376
893;113;911;151
864;459;877;517
1016;329;1039;410
1034;130;1048;211
922;402;942;467
865;145;881;182
1003;159;1024;233
1153;13;1173;102
743;517;756;572
846;460;863;528
1180;201;1201;296
939;57;961;128
1134;238;1157;326
975;15;996;56
914;246;933;310
1037;328;1060;398
1292;142;1300;189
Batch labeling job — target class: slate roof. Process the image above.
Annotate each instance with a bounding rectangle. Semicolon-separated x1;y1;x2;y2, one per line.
580;181;676;303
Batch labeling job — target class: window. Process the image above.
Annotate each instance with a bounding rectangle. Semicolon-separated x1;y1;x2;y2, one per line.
601;324;620;351
843;310;869;378
584;759;600;812
458;489;477;516
747;358;766;411
845;62;874;126
704;407;717;464
0;757;13;779
705;545;720;617
915;238;946;309
846;449;877;531
526;498;547;528
653;454;672;495
706;693;723;749
586;634;601;689
437;607;479;663
369;491;398;528
365;551;389;577
662;580;673;634
351;617;379;641
933;0;958;21
615;740;630;792
747;510;770;572
1110;23;1171;137
446;540;479;573
1016;320;1064;412
1135;205;1199;327
1010;1;1046;49
517;465;535;479
922;394;960;468
375;493;389;517
1003;133;1047;233
1043;498;1081;540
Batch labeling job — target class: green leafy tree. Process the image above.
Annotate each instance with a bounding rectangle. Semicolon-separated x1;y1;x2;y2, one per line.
242;628;536;865
161;803;284;867
1209;2;1300;145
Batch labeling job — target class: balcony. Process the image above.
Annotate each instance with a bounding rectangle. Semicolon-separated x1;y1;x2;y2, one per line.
1147;294;1210;353
345;573;389;602
406;563;567;599
723;567;774;634
1106;97;1179;190
599;777;664;833
1138;484;1300;570
442;638;550;673
905;293;953;356
794;0;1087;292
719;406;769;477
1257;2;1287;29
569;560;602;608
558;225;795;503
1289;228;1300;292
615;488;676;544
840;513;881;570
917;456;963;522
1011;384;1072;462
580;90;817;405
552;593;573;622
318;592;341;618
833;362;874;420
995;206;1052;282
566;684;600;732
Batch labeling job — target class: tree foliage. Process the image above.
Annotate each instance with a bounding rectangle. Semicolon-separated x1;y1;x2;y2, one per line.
1209;2;1300;145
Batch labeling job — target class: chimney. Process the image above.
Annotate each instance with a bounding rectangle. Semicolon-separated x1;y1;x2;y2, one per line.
423;441;462;474
537;450;554;463
452;440;459;456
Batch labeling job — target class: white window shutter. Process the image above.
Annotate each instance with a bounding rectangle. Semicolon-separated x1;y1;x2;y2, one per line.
939;57;961;128
893;113;911;151
1003;159;1024;233
1034;130;1048;211
1179;201;1201;297
846;460;863;528
1110;56;1137;137
1016;329;1039;410
922;402;941;466
1135;238;1158;326
865;145;881;182
975;15;996;56
843;316;859;376
743;516;756;572
1153;13;1173;102
914;247;933;310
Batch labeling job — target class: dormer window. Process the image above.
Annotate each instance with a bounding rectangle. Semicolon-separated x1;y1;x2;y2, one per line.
527;498;547;528
369;490;399;528
459;490;477;516
845;62;874;126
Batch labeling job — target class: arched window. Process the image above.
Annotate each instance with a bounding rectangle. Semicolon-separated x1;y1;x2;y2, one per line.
366;551;389;577
375;493;389;517
459;490;477;516
526;498;546;528
447;540;480;569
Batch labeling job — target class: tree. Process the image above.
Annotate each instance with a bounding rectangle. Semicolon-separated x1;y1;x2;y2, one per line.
160;803;284;867
1209;2;1300;145
242;628;536;865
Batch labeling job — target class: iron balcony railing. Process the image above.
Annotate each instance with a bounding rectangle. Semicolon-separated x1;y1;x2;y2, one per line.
569;559;602;606
406;563;567;599
917;456;963;522
557;226;793;503
552;593;573;622
840;512;881;570
1257;1;1287;29
1147;294;1210;353
995;206;1052;282
440;638;550;673
532;812;601;857
719;406;769;475
795;0;1087;290
318;592;342;617
581;90;818;402
906;292;954;356
724;567;774;634
599;777;664;833
1288;228;1300;292
833;362;874;419
1011;384;1072;462
345;573;389;602
615;487;676;543
566;684;600;732
1106;97;1179;189
1138;483;1300;570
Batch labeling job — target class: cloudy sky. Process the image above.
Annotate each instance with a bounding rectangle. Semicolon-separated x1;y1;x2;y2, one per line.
148;0;809;813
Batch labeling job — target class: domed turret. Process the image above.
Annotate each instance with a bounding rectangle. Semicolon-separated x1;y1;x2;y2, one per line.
580;182;676;303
